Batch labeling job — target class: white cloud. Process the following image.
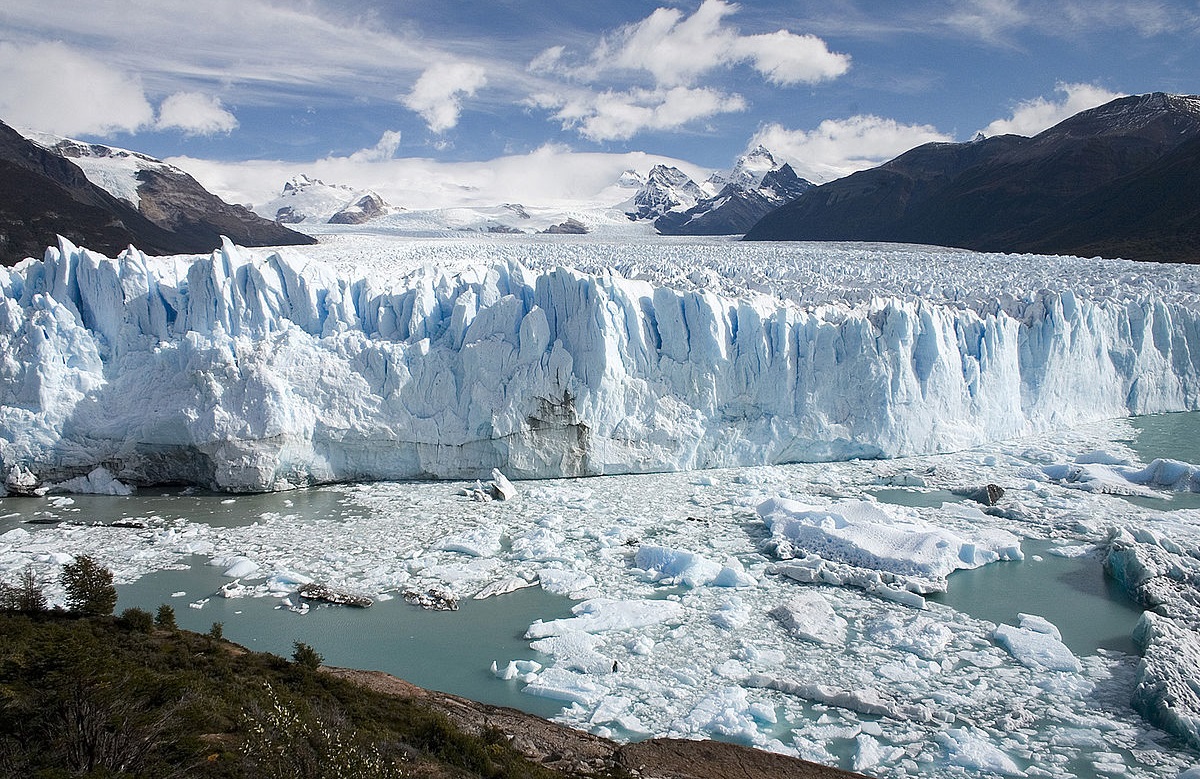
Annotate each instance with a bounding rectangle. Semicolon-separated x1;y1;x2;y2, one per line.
168;145;711;212
156;92;238;135
751;115;953;182
981;82;1126;137
540;86;746;142
402;62;488;133
348;130;403;163
941;0;1027;45
0;41;154;135
585;0;848;87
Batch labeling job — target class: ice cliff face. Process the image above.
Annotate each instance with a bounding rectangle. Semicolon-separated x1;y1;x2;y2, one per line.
2;238;1200;493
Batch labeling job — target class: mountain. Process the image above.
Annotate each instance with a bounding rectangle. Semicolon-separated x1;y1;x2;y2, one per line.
0;125;314;265
257;175;396;225
624;164;708;221
655;146;814;236
744;93;1200;263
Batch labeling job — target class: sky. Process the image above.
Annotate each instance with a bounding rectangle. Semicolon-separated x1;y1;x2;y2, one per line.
1;1;1198;206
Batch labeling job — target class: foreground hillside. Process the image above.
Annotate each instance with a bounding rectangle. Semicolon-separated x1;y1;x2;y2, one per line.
0;612;860;779
745;93;1200;263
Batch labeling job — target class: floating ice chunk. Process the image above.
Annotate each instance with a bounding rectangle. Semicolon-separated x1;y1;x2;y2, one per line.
937;727;1025;776
758;497;1020;587
626;636;654;655
525;597;683;639
266;569;312;593
439;526;503;557
474;576;536;599
672;686;765;745
220;556;259;579
490;469;518;500
218;581;248;598
1018;612;1062;641
521;667;607;706
711;597;752;630
867;612;953;660
746;674;933;722
48;467;133;496
536;567;597;597
511;527;567;561
529;631;613;674
491;659;542;681
769;592;847;645
635;545;722;587
0;528;32;546
994;622;1080;672
854;734;905;772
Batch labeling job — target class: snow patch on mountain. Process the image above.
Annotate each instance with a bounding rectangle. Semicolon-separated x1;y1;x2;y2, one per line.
23;131;173;207
256;175;397;225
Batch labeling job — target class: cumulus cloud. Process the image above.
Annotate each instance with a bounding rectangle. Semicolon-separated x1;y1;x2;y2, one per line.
751;115;953;182
0;41;154;135
156;91;239;135
560;0;848;88
347;130;403;163
980;82;1126;137
402;62;488;133
537;86;746;142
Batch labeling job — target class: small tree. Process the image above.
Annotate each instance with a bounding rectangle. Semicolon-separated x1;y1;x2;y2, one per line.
0;565;47;613
154;604;177;630
208;622;224;641
60;555;118;617
291;641;323;671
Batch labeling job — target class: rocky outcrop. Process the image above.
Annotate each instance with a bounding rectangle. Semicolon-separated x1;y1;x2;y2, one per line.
328;192;387;224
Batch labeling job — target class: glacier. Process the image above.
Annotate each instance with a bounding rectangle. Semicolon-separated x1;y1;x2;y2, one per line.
2;236;1200;493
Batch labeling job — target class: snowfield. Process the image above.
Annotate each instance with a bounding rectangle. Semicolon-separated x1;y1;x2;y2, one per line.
1;235;1198;493
2;233;1200;777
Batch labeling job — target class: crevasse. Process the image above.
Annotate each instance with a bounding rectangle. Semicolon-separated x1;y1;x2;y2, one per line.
1;237;1198;492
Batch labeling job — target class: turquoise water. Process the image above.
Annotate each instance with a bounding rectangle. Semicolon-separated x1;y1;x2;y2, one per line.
1129;411;1200;463
929;539;1143;656
117;559;575;719
868;487;964;508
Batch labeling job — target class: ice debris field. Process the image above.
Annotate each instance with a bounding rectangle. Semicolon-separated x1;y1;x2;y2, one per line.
2;235;1200;778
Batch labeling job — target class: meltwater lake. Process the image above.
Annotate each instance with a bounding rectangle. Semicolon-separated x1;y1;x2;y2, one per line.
4;412;1200;779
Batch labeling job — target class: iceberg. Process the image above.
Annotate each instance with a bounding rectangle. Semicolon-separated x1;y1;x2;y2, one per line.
2;237;1200;492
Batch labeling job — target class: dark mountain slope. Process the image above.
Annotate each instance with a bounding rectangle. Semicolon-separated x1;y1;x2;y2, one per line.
745;93;1200;263
0;121;314;265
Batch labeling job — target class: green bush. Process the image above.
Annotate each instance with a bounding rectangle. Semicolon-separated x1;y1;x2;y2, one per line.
60;555;118;617
209;621;224;640
119;607;155;632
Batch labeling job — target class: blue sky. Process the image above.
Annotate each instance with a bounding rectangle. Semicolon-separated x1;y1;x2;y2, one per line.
1;0;1198;199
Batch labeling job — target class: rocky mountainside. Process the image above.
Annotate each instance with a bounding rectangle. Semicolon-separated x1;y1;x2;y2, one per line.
0;122;313;265
744;92;1200;263
624;164;709;221
656;153;814;236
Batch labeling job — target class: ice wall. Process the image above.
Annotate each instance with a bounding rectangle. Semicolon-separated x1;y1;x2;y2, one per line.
2;238;1199;492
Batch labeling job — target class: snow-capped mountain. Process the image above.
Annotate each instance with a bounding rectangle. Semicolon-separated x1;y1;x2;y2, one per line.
0;123;313;264
655;147;814;236
256;175;397;225
624;165;709;221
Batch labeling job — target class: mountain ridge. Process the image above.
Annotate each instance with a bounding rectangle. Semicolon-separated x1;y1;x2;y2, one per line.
744;92;1200;263
0;122;314;265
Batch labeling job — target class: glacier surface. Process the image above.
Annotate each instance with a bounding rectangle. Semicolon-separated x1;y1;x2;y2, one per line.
2;236;1200;493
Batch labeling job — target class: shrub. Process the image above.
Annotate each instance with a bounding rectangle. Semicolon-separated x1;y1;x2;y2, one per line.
291;641;323;670
119;607;154;632
155;603;177;629
60;555;118;617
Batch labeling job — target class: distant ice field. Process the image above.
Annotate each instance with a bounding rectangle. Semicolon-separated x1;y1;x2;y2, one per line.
291;231;1200;312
